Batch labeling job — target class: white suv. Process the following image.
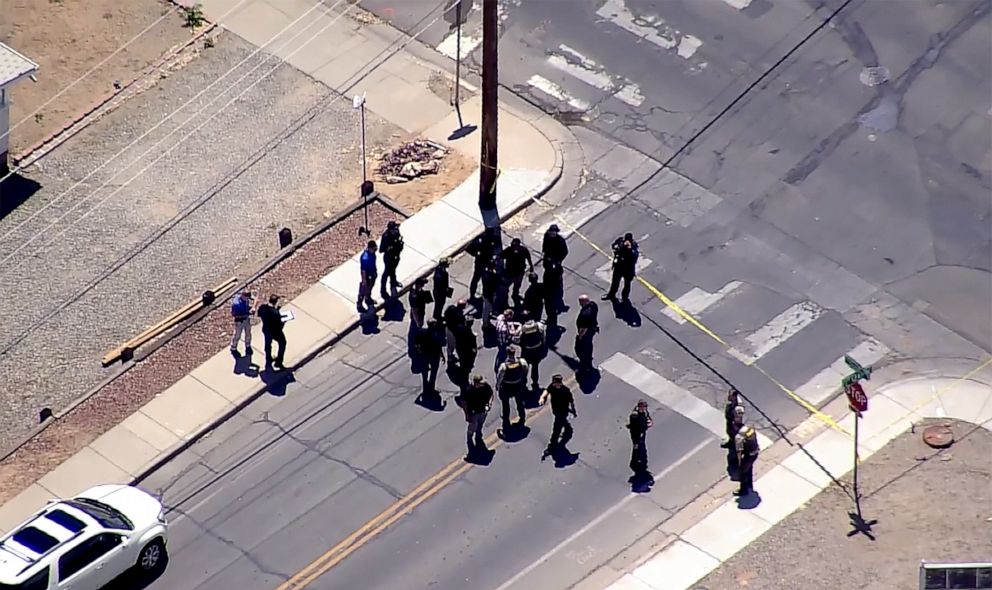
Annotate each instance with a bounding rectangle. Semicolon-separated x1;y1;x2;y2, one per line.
0;485;168;590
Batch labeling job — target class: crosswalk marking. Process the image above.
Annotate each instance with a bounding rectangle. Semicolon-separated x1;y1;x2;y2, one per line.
547;45;644;107
601;353;772;449
795;339;890;406
663;282;743;325
720;0;753;9
595;257;653;284
436;29;482;60
595;0;702;59
526;75;591;110
728;301;824;365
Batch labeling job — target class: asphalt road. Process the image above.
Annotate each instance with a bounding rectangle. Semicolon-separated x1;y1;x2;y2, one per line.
132;0;989;589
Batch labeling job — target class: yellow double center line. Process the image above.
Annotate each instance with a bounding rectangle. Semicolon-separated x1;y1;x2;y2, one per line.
276;385;559;588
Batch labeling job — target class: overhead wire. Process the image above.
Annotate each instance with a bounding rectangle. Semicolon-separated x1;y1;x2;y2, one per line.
0;0;460;357
0;0;255;181
0;0;332;254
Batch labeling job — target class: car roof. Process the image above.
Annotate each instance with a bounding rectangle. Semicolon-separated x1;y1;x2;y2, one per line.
0;501;97;583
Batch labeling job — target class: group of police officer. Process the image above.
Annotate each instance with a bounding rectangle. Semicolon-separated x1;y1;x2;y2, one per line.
379;220;759;494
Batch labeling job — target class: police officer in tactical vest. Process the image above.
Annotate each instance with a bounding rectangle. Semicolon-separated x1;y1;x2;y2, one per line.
721;388;743;448
734;424;760;497
518;319;546;390
539;374;576;459
627;400;653;480
496;346;529;433
379;221;405;298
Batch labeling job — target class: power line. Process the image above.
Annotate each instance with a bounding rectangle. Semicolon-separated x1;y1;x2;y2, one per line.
0;0;253;174
0;0;332;250
0;0;457;357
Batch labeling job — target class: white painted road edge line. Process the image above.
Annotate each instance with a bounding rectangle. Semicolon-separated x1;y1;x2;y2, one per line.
728;301;824;365
492;438;712;590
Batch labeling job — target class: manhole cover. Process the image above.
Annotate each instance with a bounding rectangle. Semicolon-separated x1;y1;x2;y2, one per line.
923;424;954;448
859;66;890;87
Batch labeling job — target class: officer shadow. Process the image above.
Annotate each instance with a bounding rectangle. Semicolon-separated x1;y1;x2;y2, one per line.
359;309;381;334
381;298;406;323
736;491;762;510
545;324;566;349
546;445;579;468
261;369;296;398
498;422;531;443
628;471;655;493
610;299;642;327
231;351;260;378
464;445;496;466
414;389;447;412
560;356;602;394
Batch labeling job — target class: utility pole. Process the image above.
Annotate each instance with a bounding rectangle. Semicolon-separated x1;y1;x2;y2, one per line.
478;0;499;229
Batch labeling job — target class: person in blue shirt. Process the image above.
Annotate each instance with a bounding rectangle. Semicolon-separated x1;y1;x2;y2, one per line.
359;240;378;311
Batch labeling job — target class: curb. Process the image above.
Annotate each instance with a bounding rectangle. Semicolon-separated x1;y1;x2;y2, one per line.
0;194;404;465
132;154;564;486
597;369;992;590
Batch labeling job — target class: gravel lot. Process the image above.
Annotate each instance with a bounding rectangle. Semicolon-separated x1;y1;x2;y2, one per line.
0;32;409;449
695;419;992;590
0;200;401;504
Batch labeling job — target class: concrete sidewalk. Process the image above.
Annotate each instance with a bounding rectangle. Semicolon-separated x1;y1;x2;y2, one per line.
0;0;569;534
589;363;992;590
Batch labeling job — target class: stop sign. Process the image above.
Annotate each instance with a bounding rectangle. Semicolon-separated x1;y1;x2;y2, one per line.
845;382;868;413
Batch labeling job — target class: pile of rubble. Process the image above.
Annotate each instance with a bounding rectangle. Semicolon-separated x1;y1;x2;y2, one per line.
377;139;448;183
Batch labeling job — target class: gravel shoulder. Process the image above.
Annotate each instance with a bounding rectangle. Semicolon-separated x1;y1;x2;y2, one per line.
0;199;401;505
696;419;992;590
0;31;468;449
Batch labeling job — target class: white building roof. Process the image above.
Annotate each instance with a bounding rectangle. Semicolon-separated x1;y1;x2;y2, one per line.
0;43;39;89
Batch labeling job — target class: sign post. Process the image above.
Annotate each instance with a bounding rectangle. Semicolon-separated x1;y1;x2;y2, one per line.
843;356;877;538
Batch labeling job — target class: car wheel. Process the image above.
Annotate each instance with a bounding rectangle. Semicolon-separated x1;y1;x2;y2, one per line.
138;539;166;572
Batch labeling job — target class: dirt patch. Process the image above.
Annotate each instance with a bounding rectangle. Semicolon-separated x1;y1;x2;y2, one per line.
696;419;992;590
0;201;401;506
0;0;193;154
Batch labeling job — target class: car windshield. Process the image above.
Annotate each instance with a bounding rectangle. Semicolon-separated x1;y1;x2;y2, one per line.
64;499;133;531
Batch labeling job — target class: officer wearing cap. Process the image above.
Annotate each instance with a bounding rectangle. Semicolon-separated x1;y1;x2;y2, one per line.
627;400;654;479
539;374;576;459
460;374;493;455
518;319;547;390
495;345;529;433
734;423;760;498
379;221;404;298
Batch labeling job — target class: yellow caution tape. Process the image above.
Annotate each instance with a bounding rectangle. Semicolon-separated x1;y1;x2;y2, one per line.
526;194;850;436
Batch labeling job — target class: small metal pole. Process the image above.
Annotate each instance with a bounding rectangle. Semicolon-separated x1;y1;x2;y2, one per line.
454;0;464;128
353;94;370;235
853;411;861;516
